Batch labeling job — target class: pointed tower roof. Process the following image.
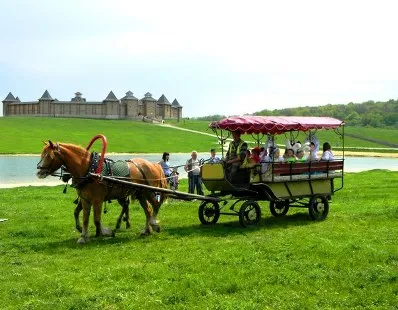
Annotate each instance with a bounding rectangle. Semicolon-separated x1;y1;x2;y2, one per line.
158;94;171;105
103;91;119;102
121;91;138;100
172;98;182;108
141;92;156;102
15;96;21;102
3;92;17;102
39;90;53;100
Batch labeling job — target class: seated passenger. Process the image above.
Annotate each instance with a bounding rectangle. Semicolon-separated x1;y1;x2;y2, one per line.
259;147;271;174
321;142;334;161
251;147;261;163
296;148;307;162
308;142;319;161
272;148;284;162
284;149;297;163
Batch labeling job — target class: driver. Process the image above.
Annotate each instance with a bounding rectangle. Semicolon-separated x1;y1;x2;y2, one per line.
225;130;248;181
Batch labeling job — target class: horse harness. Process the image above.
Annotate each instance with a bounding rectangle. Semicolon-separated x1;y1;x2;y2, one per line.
63;152;151;204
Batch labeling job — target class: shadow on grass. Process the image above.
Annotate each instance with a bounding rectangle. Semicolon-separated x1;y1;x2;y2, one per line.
27;234;141;252
164;211;316;237
26;212;320;250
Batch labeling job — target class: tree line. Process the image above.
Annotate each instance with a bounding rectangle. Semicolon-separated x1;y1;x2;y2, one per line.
192;100;398;128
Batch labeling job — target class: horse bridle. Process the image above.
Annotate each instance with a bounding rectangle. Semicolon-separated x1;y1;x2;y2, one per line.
36;144;63;175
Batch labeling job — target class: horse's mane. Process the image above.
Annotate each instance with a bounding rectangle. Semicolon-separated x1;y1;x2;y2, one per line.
58;143;90;158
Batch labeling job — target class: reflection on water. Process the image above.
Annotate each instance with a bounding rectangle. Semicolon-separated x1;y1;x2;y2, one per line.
0;154;397;187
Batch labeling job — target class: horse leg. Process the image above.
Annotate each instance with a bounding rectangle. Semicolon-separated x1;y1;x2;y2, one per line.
146;192;161;233
138;194;153;236
77;200;91;244
124;198;131;229
93;200;114;238
116;197;130;230
74;199;83;233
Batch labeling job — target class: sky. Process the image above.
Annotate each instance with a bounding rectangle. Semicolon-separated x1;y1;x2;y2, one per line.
1;0;398;117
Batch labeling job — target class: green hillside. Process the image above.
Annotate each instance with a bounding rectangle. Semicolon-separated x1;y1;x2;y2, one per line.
0;117;397;154
172;119;398;149
0;117;218;154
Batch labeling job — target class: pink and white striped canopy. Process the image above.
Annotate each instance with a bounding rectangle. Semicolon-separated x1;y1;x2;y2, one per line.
209;116;344;135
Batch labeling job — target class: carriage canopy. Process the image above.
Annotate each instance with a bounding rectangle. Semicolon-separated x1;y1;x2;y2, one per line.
209;116;344;135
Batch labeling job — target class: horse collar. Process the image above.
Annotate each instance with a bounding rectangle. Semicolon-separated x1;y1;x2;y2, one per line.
89;152;100;173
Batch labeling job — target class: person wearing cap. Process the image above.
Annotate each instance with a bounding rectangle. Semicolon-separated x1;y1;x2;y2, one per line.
225;130;248;182
207;148;220;164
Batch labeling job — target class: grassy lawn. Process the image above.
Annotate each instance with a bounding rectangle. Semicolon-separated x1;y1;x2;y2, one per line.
0;170;397;309
345;127;398;145
0;117;218;154
0;117;397;154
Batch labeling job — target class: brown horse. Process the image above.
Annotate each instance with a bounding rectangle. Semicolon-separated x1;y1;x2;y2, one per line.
37;141;168;243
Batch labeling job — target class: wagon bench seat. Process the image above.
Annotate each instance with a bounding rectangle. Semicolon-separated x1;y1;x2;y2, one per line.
259;160;344;183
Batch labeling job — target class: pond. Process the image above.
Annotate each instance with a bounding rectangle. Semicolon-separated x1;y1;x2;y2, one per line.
0;154;397;188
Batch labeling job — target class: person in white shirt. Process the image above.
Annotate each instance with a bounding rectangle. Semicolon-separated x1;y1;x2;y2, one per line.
308;142;319;161
321;142;334;161
184;151;204;195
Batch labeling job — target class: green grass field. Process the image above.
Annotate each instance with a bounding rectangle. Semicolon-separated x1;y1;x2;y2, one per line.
0;170;397;309
0;117;218;154
0;117;397;154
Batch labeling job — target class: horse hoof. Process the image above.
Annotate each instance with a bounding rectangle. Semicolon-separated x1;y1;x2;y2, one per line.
140;227;153;236
151;224;161;233
102;227;114;237
77;237;87;244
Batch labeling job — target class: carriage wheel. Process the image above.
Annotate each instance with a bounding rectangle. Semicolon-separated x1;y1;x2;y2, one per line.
239;200;261;227
198;201;220;225
269;200;290;217
309;195;329;220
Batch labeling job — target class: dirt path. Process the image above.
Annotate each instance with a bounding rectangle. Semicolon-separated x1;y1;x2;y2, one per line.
160;123;218;137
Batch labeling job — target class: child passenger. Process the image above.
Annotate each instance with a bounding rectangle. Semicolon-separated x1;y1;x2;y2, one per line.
308;142;319;161
321;142;334;161
251;147;261;163
296;148;307;162
284;149;296;163
272;148;284;162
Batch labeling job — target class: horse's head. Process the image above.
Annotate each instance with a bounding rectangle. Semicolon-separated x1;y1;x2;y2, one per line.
36;140;63;179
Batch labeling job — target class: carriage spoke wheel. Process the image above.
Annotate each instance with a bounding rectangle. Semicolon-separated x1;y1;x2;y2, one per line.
239;200;261;227
198;201;220;225
269;200;290;217
309;195;329;220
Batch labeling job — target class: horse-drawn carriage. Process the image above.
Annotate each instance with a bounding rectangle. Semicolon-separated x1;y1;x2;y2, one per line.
198;116;345;227
37;116;344;243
